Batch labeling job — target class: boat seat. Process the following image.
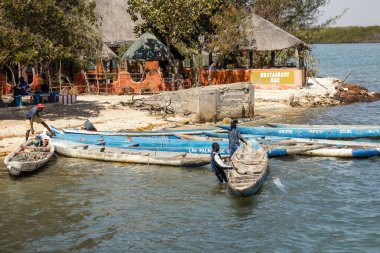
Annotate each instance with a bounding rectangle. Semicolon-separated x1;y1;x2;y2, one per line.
21;146;50;152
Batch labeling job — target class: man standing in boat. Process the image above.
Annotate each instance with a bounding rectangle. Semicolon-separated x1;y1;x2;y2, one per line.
210;142;232;183
228;120;247;157
25;103;55;140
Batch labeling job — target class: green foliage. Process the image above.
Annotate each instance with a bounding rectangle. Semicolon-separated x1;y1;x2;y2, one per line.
127;0;227;48
208;3;249;67
0;0;101;68
307;26;380;44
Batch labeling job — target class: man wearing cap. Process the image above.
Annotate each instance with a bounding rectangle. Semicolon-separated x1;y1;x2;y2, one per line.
25;103;55;140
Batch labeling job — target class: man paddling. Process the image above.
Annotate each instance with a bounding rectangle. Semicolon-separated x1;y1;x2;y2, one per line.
25;103;55;140
210;142;232;183
228;120;247;157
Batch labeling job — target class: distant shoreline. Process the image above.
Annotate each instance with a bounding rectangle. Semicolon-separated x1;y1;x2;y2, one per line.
305;26;380;44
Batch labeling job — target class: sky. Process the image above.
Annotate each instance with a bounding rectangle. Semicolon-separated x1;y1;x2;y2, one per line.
319;0;380;27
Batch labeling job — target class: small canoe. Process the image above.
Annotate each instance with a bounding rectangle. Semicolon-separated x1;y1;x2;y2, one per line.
217;124;380;139
52;133;231;149
4;137;54;176
52;139;210;167
267;123;380;129
228;141;269;197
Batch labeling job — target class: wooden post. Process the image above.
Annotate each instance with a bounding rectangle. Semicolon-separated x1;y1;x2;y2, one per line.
249;51;253;68
270;51;276;67
59;61;62;93
248;84;254;118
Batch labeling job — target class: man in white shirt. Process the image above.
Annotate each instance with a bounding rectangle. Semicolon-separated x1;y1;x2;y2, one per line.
210;142;232;183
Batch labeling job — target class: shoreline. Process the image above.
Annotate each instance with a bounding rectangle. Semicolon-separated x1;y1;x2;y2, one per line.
1;77;379;157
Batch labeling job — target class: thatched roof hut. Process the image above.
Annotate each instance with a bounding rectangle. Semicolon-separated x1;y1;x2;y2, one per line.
94;0;138;46
242;14;307;51
123;33;167;61
99;44;119;60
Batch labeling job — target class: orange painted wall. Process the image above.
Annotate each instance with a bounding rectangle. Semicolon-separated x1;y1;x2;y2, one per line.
200;69;251;86
145;61;159;70
112;71;165;94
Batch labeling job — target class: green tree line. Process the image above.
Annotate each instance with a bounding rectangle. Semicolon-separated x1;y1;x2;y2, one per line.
1;0;337;84
307;26;380;44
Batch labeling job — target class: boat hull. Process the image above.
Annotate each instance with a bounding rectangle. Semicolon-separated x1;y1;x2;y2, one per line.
4;137;54;176
218;125;380;139
52;139;210;167
227;141;269;197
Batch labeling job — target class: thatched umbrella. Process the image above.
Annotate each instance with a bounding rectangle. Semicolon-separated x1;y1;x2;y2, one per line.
242;14;307;51
122;33;170;61
94;0;138;46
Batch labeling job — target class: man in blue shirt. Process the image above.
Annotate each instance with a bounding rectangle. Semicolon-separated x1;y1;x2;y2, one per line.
210;142;232;183
25;103;55;140
228;120;247;157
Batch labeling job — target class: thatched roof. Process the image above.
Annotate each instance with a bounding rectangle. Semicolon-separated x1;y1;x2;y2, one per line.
94;0;138;46
242;14;307;51
122;33;173;61
99;44;118;60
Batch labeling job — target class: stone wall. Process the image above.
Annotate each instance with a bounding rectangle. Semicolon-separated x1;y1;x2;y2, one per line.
142;83;254;122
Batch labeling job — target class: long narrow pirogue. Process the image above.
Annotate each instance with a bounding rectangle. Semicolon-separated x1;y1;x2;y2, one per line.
52;139;210;167
4;137;54;176
217;124;380;139
228;141;269;197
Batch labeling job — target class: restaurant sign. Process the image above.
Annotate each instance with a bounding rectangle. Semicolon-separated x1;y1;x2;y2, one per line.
251;69;295;85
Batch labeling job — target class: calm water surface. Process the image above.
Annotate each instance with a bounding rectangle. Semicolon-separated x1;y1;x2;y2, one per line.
1;44;380;252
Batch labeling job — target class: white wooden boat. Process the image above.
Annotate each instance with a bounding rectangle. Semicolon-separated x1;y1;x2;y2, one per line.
228;141;269;197
302;146;380;158
4;137;54;176
52;139;210;167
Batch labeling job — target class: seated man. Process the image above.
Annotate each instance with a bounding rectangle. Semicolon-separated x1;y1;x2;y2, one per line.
19;77;30;94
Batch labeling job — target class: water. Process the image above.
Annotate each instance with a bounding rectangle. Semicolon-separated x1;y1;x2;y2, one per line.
313;43;380;92
1;44;380;252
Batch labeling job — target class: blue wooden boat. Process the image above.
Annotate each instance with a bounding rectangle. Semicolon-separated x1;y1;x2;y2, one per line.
203;132;290;141
205;129;380;158
128;143;323;158
217;125;380;139
227;140;269;197
52;127;322;157
51;129;230;149
60;126;222;137
267;123;380;129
